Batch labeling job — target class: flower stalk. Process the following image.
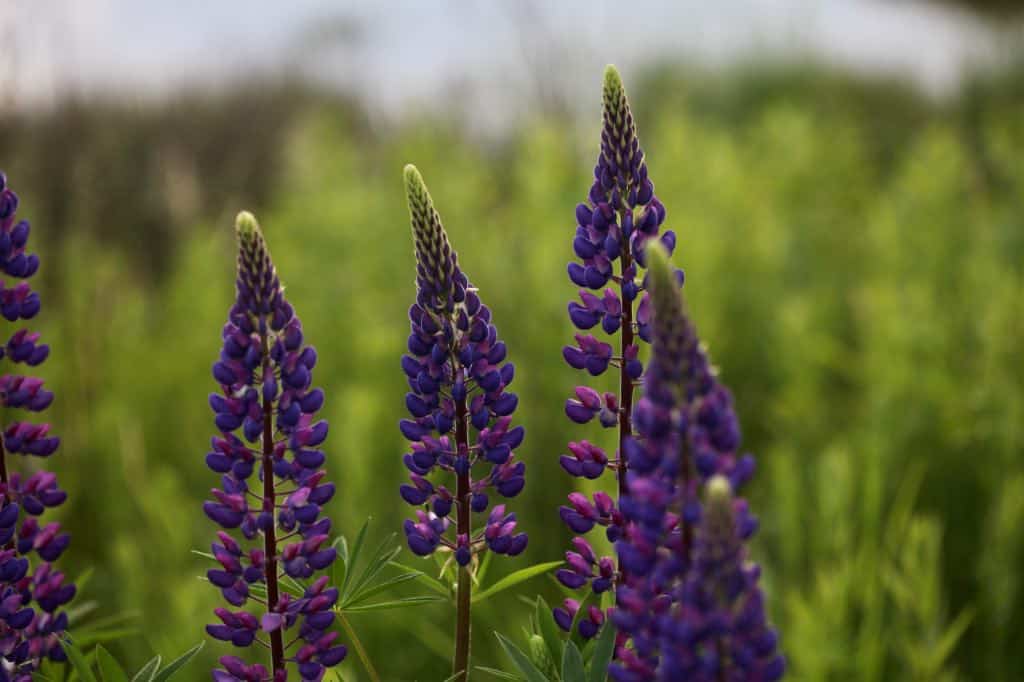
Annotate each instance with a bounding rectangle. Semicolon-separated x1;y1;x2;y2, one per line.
610;242;784;681
204;211;346;681
399;165;528;681
555;65;679;637
0;172;76;677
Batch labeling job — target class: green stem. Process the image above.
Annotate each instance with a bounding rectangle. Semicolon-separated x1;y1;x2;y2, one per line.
337;611;382;682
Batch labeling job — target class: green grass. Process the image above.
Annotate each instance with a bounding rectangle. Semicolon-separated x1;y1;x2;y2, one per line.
2;63;1023;680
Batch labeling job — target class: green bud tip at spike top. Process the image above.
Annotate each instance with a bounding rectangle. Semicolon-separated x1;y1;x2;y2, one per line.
602;64;625;112
602;64;638;166
403;164;456;307
235;210;259;240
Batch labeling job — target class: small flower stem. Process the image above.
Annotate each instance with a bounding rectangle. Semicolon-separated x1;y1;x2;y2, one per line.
453;392;472;682
261;339;286;673
337;611;382;682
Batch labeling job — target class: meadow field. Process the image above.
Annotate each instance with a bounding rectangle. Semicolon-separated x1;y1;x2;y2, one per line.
1;62;1022;680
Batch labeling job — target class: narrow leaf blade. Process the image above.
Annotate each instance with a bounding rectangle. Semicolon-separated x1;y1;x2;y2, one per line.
473;561;563;604
152;642;205;681
562;641;586;682
495;632;549;682
587;622;616;682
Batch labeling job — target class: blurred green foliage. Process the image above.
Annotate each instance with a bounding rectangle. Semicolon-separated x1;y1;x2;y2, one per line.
1;63;1023;680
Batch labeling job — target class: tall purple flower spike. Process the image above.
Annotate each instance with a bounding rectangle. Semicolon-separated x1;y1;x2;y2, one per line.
204;212;345;681
0;173;75;678
399;165;526;681
555;65;679;639
609;243;784;681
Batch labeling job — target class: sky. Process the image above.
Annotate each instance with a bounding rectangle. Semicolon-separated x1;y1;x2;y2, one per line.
5;0;1021;127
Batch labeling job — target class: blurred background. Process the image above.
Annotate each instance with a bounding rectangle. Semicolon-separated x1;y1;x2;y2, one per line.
2;0;1024;679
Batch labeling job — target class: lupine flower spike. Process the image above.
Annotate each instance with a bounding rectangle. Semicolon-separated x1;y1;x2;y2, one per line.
0;173;75;679
204;212;345;681
555;65;679;639
399;165;527;681
609;242;784;681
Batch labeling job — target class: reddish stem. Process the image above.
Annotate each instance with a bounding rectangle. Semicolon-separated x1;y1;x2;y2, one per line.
261;341;285;672
453;394;471;681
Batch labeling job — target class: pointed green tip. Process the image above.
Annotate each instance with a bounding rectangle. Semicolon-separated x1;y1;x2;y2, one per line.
235;210;260;240
603;64;623;93
403;163;435;224
404;164;425;196
603;64;626;106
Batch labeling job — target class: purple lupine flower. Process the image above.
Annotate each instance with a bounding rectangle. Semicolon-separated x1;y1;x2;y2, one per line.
609;243;783;681
204;212;345;681
0;173;75;676
556;65;680;638
400;165;526;681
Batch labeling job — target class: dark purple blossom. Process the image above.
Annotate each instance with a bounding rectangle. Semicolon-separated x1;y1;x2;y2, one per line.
609;243;783;681
0;173;75;675
204;212;345;680
400;165;527;681
555;65;680;638
398;164;527;564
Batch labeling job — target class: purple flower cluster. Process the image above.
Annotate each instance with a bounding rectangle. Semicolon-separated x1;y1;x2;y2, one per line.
204;212;345;680
609;243;783;681
555;65;678;637
398;165;527;567
0;173;75;677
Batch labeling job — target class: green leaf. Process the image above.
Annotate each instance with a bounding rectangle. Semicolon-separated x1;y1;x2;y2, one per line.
475;667;522;680
568;590;599;652
587;622;616;682
388;560;450;597
346;571;425;607
535;596;564;669
347;535;402;602
562;642;586;682
96;646;129;682
332;534;349;591
341;519;370;597
475;548;494;587
72;628;139;648
341;595;444;613
62;638;98;682
495;632;549;682
130;656;162;682
152;642;205;681
473;561;563;604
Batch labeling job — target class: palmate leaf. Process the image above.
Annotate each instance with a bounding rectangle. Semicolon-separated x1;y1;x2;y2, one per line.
345;570;425;607
473;561;564;604
388;559;450;597
340;518;370;597
341;594;444;613
343;536;402;605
